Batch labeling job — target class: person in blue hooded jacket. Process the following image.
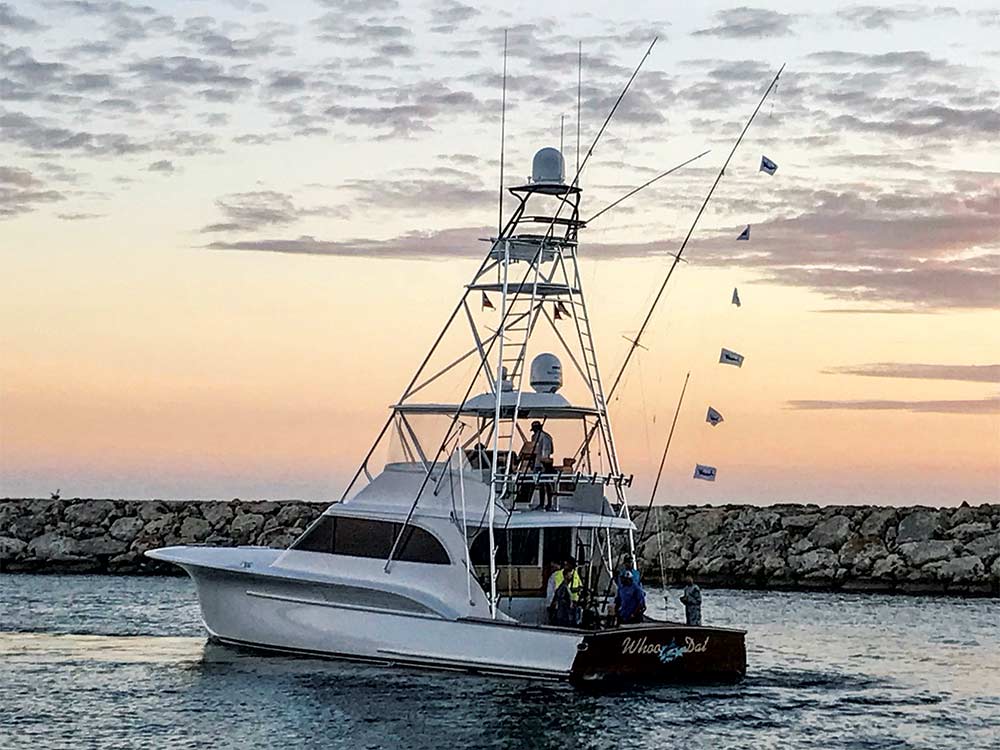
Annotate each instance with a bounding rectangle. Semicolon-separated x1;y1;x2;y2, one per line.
614;569;646;624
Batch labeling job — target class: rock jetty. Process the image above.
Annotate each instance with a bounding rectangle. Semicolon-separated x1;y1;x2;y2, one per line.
1;498;997;596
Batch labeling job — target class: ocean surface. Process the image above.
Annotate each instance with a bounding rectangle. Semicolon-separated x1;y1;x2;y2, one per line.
0;575;997;750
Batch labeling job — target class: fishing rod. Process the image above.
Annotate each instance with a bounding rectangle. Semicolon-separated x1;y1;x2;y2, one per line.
586;150;711;225
637;371;689;545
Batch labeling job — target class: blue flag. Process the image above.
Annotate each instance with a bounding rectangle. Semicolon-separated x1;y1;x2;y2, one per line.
706;406;724;426
719;348;745;367
737;225;750;241
693;464;717;481
732;287;741;307
760;155;778;175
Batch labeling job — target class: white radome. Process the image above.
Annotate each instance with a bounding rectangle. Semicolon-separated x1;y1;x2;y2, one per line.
531;147;565;185
530;352;563;393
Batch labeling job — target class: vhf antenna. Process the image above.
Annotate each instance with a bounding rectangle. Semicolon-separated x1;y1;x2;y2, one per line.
497;29;508;235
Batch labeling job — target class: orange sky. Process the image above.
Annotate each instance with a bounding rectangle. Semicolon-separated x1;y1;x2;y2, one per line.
1;1;998;505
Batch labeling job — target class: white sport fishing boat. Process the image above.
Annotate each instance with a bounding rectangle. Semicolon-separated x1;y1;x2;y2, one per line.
149;145;747;684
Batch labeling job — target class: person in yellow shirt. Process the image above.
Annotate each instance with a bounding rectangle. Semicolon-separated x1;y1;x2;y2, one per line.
547;557;582;625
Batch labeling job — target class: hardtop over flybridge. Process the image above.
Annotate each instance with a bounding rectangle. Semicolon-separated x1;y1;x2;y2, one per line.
149;41;785;684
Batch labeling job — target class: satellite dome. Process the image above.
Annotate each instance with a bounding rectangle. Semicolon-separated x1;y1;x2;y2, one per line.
531;147;565;185
530;353;563;393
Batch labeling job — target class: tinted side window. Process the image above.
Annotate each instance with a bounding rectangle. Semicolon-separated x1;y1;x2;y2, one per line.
293;516;449;564
294;516;334;553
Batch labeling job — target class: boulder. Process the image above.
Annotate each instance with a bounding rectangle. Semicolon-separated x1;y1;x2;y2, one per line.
64;500;117;527
788;548;837;575
839;537;886;572
789;537;815;555
808;515;852;549
243;501;280;515
965;534;1000;562
752;530;788;556
27;532;83;561
782;513;821;532
923;556;984;583
0;536;27;559
7;514;46;541
231;513;265;544
860;507;897;538
202;503;234;528
76;535;128;557
109;517;145;542
686;509;727;538
180;516;212;542
897;540;956;566
143;514;177;536
139;501;171;521
946;522;992;541
871;554;907;580
896;510;940;543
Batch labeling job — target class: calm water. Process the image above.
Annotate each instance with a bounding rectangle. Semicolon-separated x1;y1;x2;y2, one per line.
0;575;997;750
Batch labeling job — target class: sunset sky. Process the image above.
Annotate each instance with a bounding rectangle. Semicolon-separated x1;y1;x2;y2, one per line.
1;0;998;506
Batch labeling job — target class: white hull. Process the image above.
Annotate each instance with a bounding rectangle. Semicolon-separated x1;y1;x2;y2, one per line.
183;562;582;680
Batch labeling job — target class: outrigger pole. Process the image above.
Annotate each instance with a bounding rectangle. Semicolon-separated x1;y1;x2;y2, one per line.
586;150;711;225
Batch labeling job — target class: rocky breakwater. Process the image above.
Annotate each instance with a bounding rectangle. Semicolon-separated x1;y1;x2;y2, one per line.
0;498;326;574
633;503;999;596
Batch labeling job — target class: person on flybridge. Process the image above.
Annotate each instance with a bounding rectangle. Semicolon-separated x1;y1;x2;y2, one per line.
529;420;555;510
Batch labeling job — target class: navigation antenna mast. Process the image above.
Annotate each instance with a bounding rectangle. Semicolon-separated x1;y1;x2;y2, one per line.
497;29;508;235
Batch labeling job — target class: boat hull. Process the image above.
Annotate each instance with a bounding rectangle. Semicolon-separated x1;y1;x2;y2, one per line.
172;558;746;685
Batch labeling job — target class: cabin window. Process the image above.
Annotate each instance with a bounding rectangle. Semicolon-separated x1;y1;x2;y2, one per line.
469;529;540;566
292;516;450;564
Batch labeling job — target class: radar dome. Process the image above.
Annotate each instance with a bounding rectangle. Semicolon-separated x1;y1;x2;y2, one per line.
529;353;563;393
531;147;565;185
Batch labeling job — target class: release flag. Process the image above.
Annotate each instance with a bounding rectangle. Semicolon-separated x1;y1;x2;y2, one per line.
693;464;717;482
737;225;750;241
706;406;724;426
481;291;495;311
732;287;741;307
760;155;778;175
719;348;745;367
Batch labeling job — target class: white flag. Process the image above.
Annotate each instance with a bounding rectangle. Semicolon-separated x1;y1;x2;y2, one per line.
719;348;744;367
737;225;750;241
693;464;717;482
706;406;724;426
760;155;778;175
732;287;741;307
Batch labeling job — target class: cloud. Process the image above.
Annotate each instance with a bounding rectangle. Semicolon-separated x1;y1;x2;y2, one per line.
57;211;105;220
148;159;175;173
201;190;298;232
429;0;479;33
0;2;44;31
206;225;490;258
128;55;253;89
837;5;959;30
823;363;1000;383
692;7;797;38
786;396;1000;415
0;165;65;218
178;16;294;59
